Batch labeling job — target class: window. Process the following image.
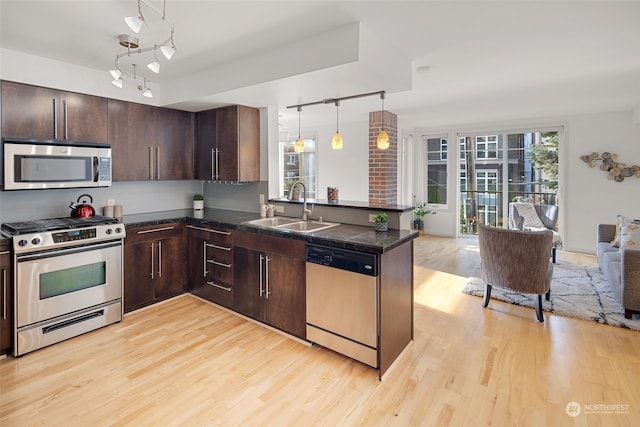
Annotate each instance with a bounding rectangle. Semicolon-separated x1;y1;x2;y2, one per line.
424;135;448;205
279;135;317;199
476;135;498;159
440;139;448;160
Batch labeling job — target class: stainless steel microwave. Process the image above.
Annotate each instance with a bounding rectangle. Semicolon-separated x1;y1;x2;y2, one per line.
2;138;112;190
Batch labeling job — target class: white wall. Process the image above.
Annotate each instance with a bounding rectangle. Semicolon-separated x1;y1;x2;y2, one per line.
563;111;640;253
313;121;370;202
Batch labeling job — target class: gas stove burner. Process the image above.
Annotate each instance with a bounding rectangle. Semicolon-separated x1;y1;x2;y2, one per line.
1;215;119;236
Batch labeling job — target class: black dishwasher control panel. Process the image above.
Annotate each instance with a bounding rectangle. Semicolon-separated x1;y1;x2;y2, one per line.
306;244;378;277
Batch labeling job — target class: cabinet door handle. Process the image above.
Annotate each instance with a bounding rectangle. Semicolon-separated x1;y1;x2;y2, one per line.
156;146;160;180
157;241;163;277
150;242;154;279
2;269;6;320
211;148;216;179
215;148;220;180
265;256;271;299
259;254;265;297
206;281;232;292
149;147;154;180
52;98;58;139
202;241;208;277
205;243;231;251
63;99;68;140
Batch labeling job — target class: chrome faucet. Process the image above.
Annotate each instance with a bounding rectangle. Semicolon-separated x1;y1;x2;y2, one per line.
289;180;313;220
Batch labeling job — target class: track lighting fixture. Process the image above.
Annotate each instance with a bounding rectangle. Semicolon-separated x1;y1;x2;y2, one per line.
109;0;176;97
124;0;145;34
287;90;389;150
377;92;390;149
147;45;160;74
294;106;305;153
160;28;176;60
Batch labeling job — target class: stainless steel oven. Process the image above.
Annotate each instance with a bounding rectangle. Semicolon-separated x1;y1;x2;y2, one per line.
1;216;125;356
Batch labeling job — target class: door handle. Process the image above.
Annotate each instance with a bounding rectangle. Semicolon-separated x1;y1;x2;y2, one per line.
265;256;271;299
63;99;68;140
52;98;58;139
150;242;154;279
2;269;6;320
149;147;154;180
259;254;265;296
203;241;208;277
157;241;162;277
156;146;160;180
211;148;216;179
215;148;220;180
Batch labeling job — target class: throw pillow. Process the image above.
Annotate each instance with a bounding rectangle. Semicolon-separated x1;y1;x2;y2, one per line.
512;203;546;229
619;223;640;250
610;215;640;247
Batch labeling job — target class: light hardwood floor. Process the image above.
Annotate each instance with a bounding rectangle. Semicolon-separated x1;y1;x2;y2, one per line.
1;235;639;426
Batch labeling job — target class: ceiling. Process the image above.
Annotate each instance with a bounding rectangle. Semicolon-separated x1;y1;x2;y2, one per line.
2;1;640;131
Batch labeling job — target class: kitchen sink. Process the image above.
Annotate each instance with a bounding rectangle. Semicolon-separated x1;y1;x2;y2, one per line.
275;220;339;233
244;217;340;234
246;217;300;227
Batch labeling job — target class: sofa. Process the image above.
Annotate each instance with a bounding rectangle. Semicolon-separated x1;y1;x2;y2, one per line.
597;223;640;319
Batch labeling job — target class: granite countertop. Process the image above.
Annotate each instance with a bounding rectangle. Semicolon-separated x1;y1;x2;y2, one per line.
122;208;418;254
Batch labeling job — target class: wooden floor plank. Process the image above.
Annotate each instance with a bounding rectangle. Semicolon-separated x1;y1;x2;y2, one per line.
1;235;639;426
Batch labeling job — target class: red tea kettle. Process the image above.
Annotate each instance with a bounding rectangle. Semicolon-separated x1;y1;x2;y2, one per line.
70;194;96;218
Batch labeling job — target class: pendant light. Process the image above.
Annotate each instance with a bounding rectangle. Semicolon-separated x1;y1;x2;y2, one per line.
294;106;305;153
376;92;390;149
332;100;343;150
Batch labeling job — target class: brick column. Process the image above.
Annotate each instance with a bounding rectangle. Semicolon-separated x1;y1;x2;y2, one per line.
369;110;397;206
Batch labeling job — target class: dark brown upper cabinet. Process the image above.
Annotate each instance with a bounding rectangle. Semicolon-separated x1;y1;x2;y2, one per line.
1;81;107;143
108;99;194;181
195;105;260;182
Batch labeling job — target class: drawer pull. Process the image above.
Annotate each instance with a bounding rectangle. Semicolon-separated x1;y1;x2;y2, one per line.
205;243;231;251
186;225;231;235
206;281;232;292
137;226;175;234
207;260;231;268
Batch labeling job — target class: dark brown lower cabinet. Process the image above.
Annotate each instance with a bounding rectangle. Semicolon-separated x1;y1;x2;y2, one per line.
124;223;186;313
187;224;234;309
0;244;12;355
233;231;305;339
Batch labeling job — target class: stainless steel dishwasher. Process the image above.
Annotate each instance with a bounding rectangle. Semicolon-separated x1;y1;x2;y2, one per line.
305;243;378;367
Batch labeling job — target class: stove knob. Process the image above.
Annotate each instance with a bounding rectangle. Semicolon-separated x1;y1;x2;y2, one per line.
31;237;41;245
115;227;123;234
18;239;28;247
105;228;113;235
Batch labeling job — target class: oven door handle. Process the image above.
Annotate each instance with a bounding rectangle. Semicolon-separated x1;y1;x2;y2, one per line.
16;241;123;262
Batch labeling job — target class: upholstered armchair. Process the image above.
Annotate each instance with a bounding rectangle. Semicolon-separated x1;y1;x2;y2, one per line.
478;225;554;322
509;202;562;263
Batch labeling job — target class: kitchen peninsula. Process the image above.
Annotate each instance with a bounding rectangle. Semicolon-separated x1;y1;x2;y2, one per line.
122;207;417;379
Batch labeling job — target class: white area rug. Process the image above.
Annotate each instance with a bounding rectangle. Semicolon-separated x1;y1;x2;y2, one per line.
461;263;640;330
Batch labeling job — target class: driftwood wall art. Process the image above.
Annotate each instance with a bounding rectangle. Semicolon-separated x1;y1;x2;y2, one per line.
580;152;640;182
